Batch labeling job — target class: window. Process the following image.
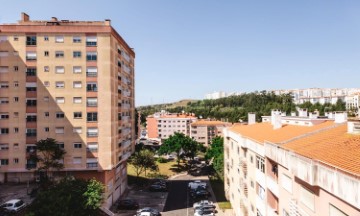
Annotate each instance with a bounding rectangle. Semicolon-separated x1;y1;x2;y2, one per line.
45;112;49;117
55;127;65;134
14;66;18;71
86;83;97;92
73;36;81;43
45;127;49;132
55;97;65;104
13;36;19;41
73;51;81;58
26;128;36;137
44;66;49;72
55;66;65;74
55;51;64;58
14;158;19;164
13;97;19;102
0;82;9;89
0;128;9;134
87;143;98;152
44;81;50;87
74;143;82;148
26;52;37;61
256;156;265;173
26;68;36;76
86;67;97;77
44;96;49;102
0;144;9;150
13;143;19;149
87;128;98;137
26;99;37;107
87;98;97;107
44;51;49;56
86;36;97;46
14;112;19;117
300;186;315;211
73;97;82;104
0;159;9;165
0;98;9;104
73;66;82;74
26;36;37;46
55;81;65;88
44;36;49;41
73;157;82;164
73;81;82;88
56;112;64;118
55;36;64;43
14;128;19;133
74;112;82;119
0;113;9;119
0;66;9;73
73;127;82;134
14;81;19;87
26;82;36;91
87;112;98;122
57;142;64;149
86;52;97;61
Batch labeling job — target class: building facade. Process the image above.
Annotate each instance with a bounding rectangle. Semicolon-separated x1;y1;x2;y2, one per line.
224;112;360;216
190;120;231;147
0;13;135;208
146;111;197;140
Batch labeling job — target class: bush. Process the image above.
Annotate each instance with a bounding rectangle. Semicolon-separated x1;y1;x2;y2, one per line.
157;157;168;163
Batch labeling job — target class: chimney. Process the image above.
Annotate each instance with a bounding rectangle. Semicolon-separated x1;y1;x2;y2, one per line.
21;12;30;22
248;113;256;125
309;112;319;119
273;112;282;130
105;19;111;26
334;112;347;123
271;109;282;125
298;108;308;117
291;112;296;117
51;17;58;21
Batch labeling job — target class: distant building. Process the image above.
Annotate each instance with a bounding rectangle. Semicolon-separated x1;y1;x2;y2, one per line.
205;91;227;100
345;93;360;113
146;111;197;140
190;120;231;147
223;111;360;216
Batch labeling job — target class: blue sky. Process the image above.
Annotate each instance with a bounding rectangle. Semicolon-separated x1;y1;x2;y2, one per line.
1;1;360;106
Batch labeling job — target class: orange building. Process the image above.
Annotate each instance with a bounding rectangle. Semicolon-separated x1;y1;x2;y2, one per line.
0;13;135;207
190;120;231;147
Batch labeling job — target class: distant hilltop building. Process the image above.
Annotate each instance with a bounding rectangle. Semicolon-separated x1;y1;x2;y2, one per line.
205;91;243;100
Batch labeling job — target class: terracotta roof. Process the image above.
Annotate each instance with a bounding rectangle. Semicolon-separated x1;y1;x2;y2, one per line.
228;121;335;144
191;120;230;126
282;124;360;175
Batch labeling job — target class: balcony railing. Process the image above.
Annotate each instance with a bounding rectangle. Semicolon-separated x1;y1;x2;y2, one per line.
87;132;98;137
26;132;37;137
86;162;98;168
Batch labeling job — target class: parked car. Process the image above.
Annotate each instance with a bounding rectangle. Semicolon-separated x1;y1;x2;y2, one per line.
0;199;26;213
149;184;167;192
117;199;139;210
194;204;216;213
194;209;216;216
136;207;161;216
188;180;207;190
193;200;214;208
191;189;210;200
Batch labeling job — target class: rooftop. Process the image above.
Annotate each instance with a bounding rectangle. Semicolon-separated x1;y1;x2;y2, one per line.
191;120;230;126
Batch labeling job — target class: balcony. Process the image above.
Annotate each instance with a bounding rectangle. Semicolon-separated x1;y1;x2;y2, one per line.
26;132;37;137
87;132;98;137
121;139;131;149
86;162;98;169
266;176;279;197
120;152;132;162
26;163;37;169
255;169;266;187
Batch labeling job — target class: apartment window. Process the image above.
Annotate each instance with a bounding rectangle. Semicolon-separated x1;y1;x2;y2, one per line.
26;52;37;61
86;36;97;46
45;127;49;132
44;81;50;87
73;36;81;43
55;97;65;104
26;83;37;91
73;51;81;58
74;112;82;119
13;143;19;149
73;97;82;104
0;128;9;134
14;81;19;87
0;144;9;150
26;68;36;76
26;114;37;122
73;157;82;164
87;143;98;152
256;156;265;173
26;36;37;46
14;97;19;102
87;128;98;137
56;112;64;118
44;51;49;56
86;67;97;77
26;99;37;106
0;98;9;104
0;159;9;165
73;143;82;148
55;66;65;74
55;51;64;58
14;66;19;71
73;81;82;88
55;81;65;89
45;112;49;117
300;186;315;212
14;158;19;164
14;128;19;133
86;83;97;92
87;98;97;107
0;113;9;119
26;128;36;137
73;127;82;134
73;66;81;73
57;142;64;149
13;36;19;41
44;36;49;41
44;66;49;72
55;127;65;134
0;66;9;73
87;112;98;122
55;36;64;43
86;52;97;61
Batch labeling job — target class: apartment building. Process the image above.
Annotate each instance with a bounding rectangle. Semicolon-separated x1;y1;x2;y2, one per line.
190;120;231;147
345;93;360;113
224;111;360;216
0;13;135;207
146;111;197;140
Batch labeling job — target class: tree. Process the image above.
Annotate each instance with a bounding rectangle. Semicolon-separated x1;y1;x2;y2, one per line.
31;138;66;182
128;149;158;178
205;137;224;177
159;132;200;166
27;177;104;216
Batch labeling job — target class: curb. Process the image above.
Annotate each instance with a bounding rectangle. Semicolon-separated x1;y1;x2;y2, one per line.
169;172;188;180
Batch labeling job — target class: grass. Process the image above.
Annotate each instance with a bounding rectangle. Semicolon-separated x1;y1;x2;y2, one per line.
209;174;232;210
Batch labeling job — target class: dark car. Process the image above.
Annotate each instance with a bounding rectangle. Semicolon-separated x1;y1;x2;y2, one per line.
192;189;210;200
149;184;167;192
194;204;216;212
136;207;161;216
117;199;139;210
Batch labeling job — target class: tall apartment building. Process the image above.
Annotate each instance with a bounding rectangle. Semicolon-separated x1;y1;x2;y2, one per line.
190;120;231;147
146;111;197;140
0;13;135;207
224;111;360;216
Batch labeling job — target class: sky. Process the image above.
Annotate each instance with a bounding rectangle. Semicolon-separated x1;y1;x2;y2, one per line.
1;1;360;106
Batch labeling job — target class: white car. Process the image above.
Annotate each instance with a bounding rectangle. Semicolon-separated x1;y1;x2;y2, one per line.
188;180;207;190
0;199;26;212
194;209;216;216
193;200;214;208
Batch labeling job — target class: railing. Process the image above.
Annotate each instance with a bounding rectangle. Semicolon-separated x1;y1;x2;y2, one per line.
87;132;98;137
121;140;131;149
87;162;98;168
